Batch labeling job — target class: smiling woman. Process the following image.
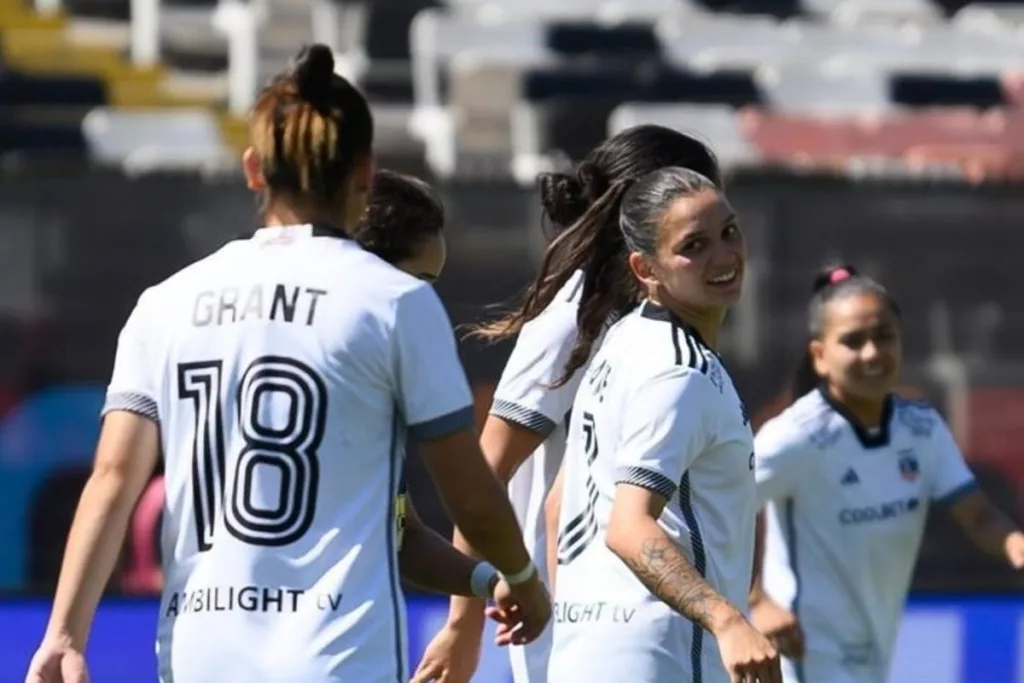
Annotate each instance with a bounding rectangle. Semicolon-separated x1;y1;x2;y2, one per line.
618;166;745;344
750;264;1024;683
547;166;781;683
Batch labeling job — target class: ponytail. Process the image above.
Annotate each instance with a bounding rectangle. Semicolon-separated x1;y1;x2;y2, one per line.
469;124;723;387
790;348;820;403
469;179;638;386
559;180;637;387
249;44;373;212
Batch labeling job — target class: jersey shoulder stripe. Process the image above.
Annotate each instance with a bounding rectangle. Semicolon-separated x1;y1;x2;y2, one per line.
672;323;710;374
637;301;712;375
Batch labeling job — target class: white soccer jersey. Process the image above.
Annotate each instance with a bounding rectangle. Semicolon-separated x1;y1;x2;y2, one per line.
102;224;475;683
755;389;977;683
489;270;588;683
548;301;757;683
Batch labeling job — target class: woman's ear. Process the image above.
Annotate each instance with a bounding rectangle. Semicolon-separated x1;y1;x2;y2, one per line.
810;339;828;380
628;251;658;293
242;147;266;191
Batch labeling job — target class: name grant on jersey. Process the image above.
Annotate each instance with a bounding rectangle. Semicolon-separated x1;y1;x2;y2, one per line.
192;284;328;328
165;584;344;618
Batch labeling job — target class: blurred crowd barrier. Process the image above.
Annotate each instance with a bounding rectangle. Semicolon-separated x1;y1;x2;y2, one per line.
0;164;1021;596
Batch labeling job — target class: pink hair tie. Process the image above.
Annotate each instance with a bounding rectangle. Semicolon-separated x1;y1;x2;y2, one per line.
829;268;852;285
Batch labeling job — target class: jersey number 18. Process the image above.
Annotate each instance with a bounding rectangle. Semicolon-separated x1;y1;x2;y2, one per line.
178;356;327;551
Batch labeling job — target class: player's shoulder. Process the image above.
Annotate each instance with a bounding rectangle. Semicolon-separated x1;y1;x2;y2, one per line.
555;269;585;306
757;390;834;453
891;394;944;439
601;327;714;407
518;270;584;335
139;238;245;303
611;302;715;380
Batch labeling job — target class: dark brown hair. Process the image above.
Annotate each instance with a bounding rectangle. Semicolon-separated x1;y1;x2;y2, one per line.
791;264;902;399
353;170;444;264
249;44;373;212
471;125;721;387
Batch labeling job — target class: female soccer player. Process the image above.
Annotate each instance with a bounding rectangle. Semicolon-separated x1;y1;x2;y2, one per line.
545;167;780;683
751;265;1024;683
119;169;470;598
356;167;506;599
25;45;549;683
414;126;722;683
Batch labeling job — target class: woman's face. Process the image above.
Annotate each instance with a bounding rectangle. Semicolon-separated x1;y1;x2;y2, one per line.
634;188;746;316
811;292;902;403
394;232;447;282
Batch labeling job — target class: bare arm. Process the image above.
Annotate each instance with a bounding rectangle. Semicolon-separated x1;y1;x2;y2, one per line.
949;488;1023;559
446;415;546;630
419;425;533;577
45;411;160;650
399;498;497;597
749;509;766;602
544;461;565;594
606;483;746;636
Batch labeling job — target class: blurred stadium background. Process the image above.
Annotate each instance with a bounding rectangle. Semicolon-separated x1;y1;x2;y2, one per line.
0;0;1024;679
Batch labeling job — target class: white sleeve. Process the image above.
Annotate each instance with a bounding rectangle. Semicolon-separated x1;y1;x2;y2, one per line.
102;291;159;422
929;416;977;504
754;417;810;506
490;294;582;437
393;284;475;441
613;367;712;501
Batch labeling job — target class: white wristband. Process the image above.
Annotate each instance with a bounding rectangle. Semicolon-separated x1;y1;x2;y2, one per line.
470;562;499;598
503;561;537;586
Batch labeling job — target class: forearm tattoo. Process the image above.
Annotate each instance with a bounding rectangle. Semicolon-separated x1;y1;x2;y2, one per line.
622;536;726;632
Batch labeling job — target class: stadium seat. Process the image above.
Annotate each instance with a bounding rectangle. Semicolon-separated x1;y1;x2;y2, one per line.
400;0;1024;178
546;21;661;58
608;103;760;167
891;73;1008;108
657;13;804;70
410;9;550;108
819;0;944;26
524;62;762;161
442;0;690;20
695;0;801;18
756;64;890;114
82;108;232;167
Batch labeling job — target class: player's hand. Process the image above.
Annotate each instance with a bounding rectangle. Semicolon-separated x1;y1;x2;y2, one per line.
411;621;482;683
1004;531;1024;570
25;637;89;683
487;572;551;647
749;595;805;659
715;613;782;683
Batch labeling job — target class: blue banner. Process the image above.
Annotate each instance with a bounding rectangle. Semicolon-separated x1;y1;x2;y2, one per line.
1;596;1021;683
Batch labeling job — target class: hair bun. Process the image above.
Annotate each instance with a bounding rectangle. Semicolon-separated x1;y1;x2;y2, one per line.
293;44;336;105
576;160;609;202
811;264;858;293
538;172;589;228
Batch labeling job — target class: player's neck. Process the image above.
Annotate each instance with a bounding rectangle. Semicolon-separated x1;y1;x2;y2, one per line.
648;294;725;349
261;202;346;234
825;384;887;430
